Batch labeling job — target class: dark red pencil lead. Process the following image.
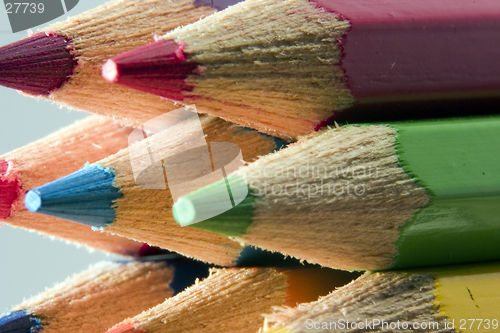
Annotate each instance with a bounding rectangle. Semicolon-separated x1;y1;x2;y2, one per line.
0;32;77;96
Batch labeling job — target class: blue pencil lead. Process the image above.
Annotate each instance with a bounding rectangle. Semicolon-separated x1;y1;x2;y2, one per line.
25;165;122;228
0;310;42;333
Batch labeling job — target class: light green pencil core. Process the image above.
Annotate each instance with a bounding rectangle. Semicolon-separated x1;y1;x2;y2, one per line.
173;175;255;237
391;116;500;269
172;198;196;226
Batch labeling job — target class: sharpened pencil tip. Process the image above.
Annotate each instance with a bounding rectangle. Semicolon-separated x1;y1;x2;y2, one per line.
103;39;197;101
172;197;196;226
102;60;119;83
24;190;42;212
24;165;122;228
0;310;42;333
0;160;20;219
106;322;145;333
172;175;254;237
0;32;77;96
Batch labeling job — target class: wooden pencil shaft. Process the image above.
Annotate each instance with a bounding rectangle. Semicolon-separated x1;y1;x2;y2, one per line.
110;115;285;263
4;261;174;333
107;268;288;333
103;116;284;265
0;116;145;256
26;115;285;265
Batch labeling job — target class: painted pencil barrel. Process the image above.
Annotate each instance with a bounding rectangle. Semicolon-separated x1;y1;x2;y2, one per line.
316;0;500;100
391;118;500;268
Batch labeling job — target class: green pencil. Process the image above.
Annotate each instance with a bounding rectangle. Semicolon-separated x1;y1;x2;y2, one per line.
173;116;500;270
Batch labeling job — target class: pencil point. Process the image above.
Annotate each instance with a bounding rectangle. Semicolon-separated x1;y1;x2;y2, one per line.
173;175;254;237
172;197;196;226
106;322;145;333
0;310;42;333
0;160;20;219
0;32;77;96
102;60;119;83
24;190;42;212
103;39;197;101
24;165;122;228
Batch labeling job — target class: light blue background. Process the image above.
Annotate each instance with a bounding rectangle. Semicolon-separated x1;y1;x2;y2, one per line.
0;0;123;313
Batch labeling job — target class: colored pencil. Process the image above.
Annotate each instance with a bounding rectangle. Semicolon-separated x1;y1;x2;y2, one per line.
173;116;500;270
105;266;353;333
24;114;287;266
0;0;239;127
104;0;500;139
0;115;154;256
0;260;179;333
263;261;500;333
